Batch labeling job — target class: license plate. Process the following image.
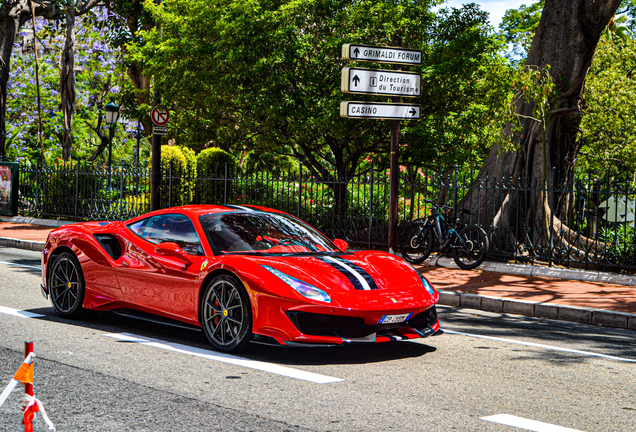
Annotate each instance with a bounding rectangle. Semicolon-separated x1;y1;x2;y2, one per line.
378;313;412;324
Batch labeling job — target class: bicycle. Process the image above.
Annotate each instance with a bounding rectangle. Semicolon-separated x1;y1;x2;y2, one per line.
401;200;490;270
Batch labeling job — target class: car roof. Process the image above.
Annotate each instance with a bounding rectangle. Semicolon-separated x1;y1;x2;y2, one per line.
126;204;287;223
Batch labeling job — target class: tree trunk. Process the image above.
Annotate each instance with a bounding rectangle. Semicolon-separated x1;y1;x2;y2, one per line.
60;2;76;160
468;0;621;244
0;1;31;160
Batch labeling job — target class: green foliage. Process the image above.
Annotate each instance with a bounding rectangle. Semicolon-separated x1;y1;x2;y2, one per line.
579;38;636;174
196;147;238;176
149;145;196;207
495;65;557;153
130;0;509;178
598;225;636;266
498;0;543;60
242;151;299;175
402;4;515;170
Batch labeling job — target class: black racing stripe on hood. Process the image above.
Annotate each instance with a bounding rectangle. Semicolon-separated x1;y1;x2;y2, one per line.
330;257;379;290
317;257;365;290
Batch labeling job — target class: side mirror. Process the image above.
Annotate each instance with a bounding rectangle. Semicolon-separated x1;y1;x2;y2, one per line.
333;238;348;252
155;242;192;267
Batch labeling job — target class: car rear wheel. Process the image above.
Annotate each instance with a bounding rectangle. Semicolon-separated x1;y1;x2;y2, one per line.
201;275;252;352
48;252;86;318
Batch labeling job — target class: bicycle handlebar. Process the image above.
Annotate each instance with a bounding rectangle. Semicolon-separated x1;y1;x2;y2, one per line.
422;199;473;216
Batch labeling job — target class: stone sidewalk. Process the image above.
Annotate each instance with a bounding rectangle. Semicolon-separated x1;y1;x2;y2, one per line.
0;219;635;331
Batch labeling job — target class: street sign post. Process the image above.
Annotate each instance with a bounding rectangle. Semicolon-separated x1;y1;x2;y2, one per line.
340;102;420;120
341;67;421;97
342;44;422;65
151;107;170;127
340;38;421;254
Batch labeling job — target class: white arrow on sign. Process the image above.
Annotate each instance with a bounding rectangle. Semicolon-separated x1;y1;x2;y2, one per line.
342;44;422;65
340;102;421;120
341;67;421;98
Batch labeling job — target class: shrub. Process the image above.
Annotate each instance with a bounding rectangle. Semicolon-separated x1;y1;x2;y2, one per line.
195;148;238;205
196;147;237;177
149;145;196;208
242;151;299;177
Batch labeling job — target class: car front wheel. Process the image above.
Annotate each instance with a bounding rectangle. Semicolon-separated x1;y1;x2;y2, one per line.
201;275;252;352
48;252;86;318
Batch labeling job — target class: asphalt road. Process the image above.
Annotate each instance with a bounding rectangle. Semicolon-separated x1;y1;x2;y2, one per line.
0;247;634;432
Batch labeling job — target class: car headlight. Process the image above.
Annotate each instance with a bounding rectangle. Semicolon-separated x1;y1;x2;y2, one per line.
262;265;331;303
404;262;438;297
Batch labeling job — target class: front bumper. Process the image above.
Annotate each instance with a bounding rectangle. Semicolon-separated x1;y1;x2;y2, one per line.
252;300;442;346
286;306;441;344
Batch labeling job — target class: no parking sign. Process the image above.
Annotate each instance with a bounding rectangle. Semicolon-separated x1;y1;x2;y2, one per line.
151;107;170;135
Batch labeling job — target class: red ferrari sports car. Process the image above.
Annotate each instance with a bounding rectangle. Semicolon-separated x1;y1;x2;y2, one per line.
40;205;441;352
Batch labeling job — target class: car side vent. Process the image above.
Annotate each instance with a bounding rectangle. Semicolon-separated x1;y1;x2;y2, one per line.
93;234;122;260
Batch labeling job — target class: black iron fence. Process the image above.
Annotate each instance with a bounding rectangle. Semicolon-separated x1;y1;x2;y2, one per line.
17;159;636;273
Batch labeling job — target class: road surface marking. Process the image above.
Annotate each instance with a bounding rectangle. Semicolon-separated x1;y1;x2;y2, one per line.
0;260;41;270
445;329;636;363
0;306;44;319
481;414;583;431
105;332;343;384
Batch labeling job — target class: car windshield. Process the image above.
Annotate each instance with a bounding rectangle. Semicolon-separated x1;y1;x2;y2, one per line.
200;212;340;255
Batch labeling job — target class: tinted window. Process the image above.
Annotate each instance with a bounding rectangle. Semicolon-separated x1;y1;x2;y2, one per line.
200;212;338;255
127;214;203;255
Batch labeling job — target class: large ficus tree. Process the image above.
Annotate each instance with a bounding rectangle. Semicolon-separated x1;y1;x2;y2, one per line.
466;0;621;250
0;0;101;159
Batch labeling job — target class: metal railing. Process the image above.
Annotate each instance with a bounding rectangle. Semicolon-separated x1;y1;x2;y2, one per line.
17;159;636;272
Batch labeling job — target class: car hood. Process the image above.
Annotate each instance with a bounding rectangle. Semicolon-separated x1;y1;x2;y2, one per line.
226;251;438;309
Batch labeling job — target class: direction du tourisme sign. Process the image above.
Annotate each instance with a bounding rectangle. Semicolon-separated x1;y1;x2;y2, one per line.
341;68;421;98
340;43;422;120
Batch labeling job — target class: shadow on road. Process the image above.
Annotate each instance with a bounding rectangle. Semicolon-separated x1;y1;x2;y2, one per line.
24;306;438;366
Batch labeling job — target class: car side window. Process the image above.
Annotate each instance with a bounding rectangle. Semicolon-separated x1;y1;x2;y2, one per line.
127;214;203;256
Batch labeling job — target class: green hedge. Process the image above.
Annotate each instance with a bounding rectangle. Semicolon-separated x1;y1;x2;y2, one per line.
149;145;196;208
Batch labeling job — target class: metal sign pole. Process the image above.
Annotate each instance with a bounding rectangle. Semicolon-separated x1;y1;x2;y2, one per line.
150;0;164;211
150;99;162;211
388;35;402;254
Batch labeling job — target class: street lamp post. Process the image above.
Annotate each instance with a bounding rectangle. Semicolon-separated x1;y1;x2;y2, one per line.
104;100;120;189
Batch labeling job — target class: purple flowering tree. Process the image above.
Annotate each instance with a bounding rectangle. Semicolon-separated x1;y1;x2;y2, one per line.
0;0;100;159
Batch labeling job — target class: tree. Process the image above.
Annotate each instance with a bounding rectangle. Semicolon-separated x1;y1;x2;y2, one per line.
499;0;543;60
105;0;156;138
131;0;507;215
578;37;636;174
0;0;101;159
467;0;621;250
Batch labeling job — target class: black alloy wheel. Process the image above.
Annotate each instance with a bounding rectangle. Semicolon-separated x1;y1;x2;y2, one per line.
401;221;435;264
451;226;490;270
201;275;252;352
48;252;86;318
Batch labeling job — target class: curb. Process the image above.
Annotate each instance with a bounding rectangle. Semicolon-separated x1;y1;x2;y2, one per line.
430;255;636;287
0;237;45;252
0;216;72;228
437;290;636;331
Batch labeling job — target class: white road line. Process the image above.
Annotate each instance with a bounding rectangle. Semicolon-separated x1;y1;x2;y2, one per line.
105;332;343;384
0;306;44;319
481;414;583;431
0;260;41;270
445;329;636;363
